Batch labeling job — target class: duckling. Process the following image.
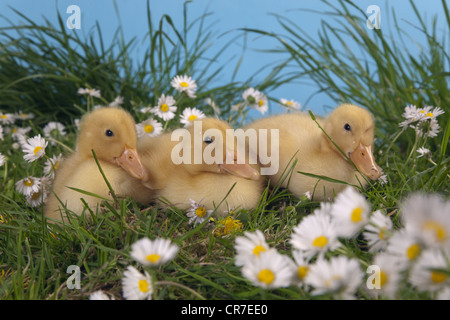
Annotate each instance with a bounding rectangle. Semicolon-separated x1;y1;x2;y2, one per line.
244;104;382;201
138;117;263;215
44;107;153;222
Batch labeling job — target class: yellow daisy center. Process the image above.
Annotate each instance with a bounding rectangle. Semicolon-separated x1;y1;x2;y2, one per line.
24;178;34;187
0;115;7;119
431;271;447;284
372;270;388;288
258;99;264;107
351;207;363;223
144;124;154;133
33;146;43;156
30;192;41;201
286;101;293;106
252;245;266;256
426;112;433;117
138;279;150;293
188;114;198;122
312;235;328;248
258;269;275;285
180;81;189;88
53;161;60;171
297;265;309;280
423;221;446;241
160;103;169;112
378;228;387;240
195;206;207;218
146;254;160;264
406;243;421;260
419;110;425;114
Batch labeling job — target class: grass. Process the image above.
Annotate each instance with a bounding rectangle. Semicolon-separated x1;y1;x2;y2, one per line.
0;0;449;301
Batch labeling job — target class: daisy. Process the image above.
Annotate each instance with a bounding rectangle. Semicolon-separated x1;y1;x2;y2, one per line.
89;290;115;300
305;256;363;299
15;176;41;197
109;96;124;107
15;111;35;120
400;193;450;249
241;251;294;289
242;88;260;107
43;121;66;144
290;203;340;259
151;94;177;121
436;287;450;300
180;107;206;128
10;126;31;143
22;135;48;162
136;118;163;138
367;253;405;299
186;199;213;226
426;118;441;138
0;112;15;125
204;98;221;115
130;237;179;267
409;249;450;293
77;87;101;98
171;75;197;98
0;125;3;140
26;187;48;207
0;153;5;167
422;106;445;119
416;147;431;158
254;92;269;115
363;210;393;253
291;250;311;287
329;186;370;238
44;153;64;178
386;229;423;264
280;98;301;110
122;266;153;300
234;229;275;267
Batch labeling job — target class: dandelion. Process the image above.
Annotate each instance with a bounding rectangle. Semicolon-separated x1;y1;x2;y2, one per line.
0;112;15;125
0;153;5;167
386;229;423;264
77;87;101;98
280;98;301;110
171;75;197;98
15;176;41;197
151;94;177;121
89;290;115;300
234;230;275;267
130;237;179;267
122;266;153;300
186;199;213;226
22;134;48;162
409;249;450;293
109;96;124;107
180;107;206;128
416;147;431;158
241;251;294;289
305;256;363;300
367;253;405;299
363;210;393;253
136;118;163;138
330;187;370;238
44;153;64;178
290;203;340;259
400;193;450;249
43;121;66;145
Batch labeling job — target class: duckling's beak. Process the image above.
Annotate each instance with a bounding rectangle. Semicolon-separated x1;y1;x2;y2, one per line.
114;145;148;180
349;143;382;180
218;149;260;181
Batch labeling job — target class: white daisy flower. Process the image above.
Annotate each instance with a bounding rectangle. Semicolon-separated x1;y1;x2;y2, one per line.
186;199;213;226
422;106;445;119
136;118;163;138
409;249;450;293
400;193;450;249
330;187;370;238
400;104;423;127
44;153;64;179
171;75;197;98
0;125;3;140
426;118;441;138
109;96;124;107
22;134;48;162
416;147;431;158
122;265;153;300
363;210;393;253
436;287;450;300
0;153;5;167
151;94;177;121
234;229;275;267
290;203;340;259
130;237;179;267
280;98;301;110
43;121;66;145
10;126;31;143
241;250;294;289
26;187;48;207
204;98;221;115
15;176;41;197
0;112;15;125
15;111;35;121
291;250;311;287
367;253;405;299
77;87;101;98
305;256;363;299
180;107;206;128
89;290;115;300
254;93;268;115
386;229;423;264
242;88;260;106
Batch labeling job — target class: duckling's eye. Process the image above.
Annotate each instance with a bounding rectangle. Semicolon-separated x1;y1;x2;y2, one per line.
344;123;351;131
105;129;114;137
203;136;213;144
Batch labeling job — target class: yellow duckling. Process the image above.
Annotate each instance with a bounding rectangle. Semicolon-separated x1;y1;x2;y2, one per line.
244;103;382;201
44;107;152;222
138;117;263;215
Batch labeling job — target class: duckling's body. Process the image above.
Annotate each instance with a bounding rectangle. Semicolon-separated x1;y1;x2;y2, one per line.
138;118;263;215
244;104;381;201
44;107;152;222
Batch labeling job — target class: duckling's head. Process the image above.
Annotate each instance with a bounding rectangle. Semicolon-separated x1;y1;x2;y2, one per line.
176;117;260;180
77;107;147;180
323;104;382;180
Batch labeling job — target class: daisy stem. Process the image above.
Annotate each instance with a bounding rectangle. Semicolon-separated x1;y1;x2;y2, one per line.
155;281;206;300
